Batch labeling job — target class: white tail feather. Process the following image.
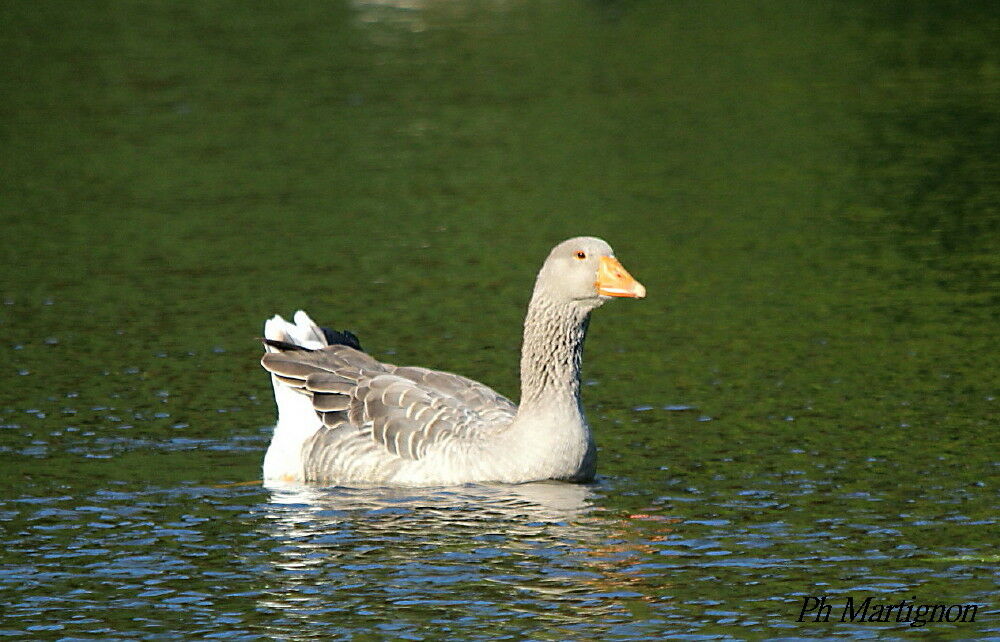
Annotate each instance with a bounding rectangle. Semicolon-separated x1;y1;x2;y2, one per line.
262;310;328;482
264;311;329;351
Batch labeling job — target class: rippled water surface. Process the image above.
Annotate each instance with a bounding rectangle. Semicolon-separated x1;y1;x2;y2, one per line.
1;0;997;638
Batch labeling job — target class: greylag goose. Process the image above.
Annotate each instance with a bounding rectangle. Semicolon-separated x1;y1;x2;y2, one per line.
261;236;645;486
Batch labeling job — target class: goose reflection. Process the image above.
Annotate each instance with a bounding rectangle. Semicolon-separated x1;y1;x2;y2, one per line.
261;480;596;530
257;480;603;582
349;0;514;35
253;482;680;631
254;482;597;622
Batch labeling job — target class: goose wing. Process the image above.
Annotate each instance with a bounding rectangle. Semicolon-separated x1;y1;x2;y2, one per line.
261;345;517;462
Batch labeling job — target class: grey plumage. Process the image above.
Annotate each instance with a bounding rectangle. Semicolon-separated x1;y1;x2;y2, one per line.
261;344;517;472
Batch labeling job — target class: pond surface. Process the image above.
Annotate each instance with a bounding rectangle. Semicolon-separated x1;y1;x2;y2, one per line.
1;0;997;638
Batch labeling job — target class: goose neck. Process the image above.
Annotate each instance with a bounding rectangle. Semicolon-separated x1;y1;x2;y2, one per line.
518;294;591;415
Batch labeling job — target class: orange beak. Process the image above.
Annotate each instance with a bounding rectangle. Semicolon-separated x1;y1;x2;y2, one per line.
596;256;646;299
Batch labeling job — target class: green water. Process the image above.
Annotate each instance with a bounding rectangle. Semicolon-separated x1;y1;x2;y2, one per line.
1;1;997;638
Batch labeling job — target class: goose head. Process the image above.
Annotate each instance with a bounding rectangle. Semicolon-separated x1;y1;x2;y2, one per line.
533;237;646;311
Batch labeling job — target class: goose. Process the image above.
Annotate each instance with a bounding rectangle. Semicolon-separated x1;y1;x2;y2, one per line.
260;236;645;486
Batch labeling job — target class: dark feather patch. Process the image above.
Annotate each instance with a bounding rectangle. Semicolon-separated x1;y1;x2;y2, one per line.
321;327;363;351
262;328;363;353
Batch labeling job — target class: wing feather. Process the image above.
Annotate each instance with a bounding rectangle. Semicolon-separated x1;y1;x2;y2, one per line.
313;393;351;412
262;344;517;465
306;374;355;394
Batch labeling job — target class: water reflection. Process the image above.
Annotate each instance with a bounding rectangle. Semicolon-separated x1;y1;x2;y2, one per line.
259;480;597;558
350;0;511;32
253;482;683;635
263;479;594;524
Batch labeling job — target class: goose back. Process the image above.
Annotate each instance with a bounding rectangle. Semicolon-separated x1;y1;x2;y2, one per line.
261;344;517;482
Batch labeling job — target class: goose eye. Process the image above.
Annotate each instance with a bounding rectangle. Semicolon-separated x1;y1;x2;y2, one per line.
575;251;587;260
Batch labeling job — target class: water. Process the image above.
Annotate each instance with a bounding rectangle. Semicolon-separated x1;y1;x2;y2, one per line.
1;0;997;638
